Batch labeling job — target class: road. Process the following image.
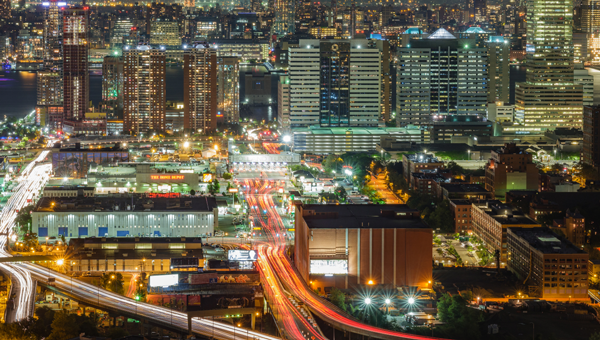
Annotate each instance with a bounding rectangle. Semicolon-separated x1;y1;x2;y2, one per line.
369;171;403;204
244;179;443;340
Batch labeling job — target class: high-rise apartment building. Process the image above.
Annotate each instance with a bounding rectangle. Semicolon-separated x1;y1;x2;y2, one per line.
184;45;217;133
488;36;510;103
288;39;381;128
514;0;583;132
102;56;124;119
278;75;290;130
150;20;181;47
216;56;239;125
583;105;600;169
43;0;63;102
62;7;89;122
396;28;488;126
123;46;166;134
272;0;295;36
37;71;62;107
473;0;487;22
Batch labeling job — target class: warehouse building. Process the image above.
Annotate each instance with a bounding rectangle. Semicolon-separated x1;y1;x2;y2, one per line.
294;204;432;292
32;194;218;240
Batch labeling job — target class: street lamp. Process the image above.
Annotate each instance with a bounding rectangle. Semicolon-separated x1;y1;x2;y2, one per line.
408;297;415;305
467;150;470;160
364;298;371;305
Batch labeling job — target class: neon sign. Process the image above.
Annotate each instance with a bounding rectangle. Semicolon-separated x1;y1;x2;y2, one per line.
150;175;185;180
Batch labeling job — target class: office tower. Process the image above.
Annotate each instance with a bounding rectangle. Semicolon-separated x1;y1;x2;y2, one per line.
583;105;600;169
63;7;90;122
278;75;290;130
102;56;124;118
123;46;166;134
110;19;133;48
487;36;510;103
377;40;392;123
582;0;600;34
514;0;583;132
396;28;488;126
184;44;217;133
150;20;181;47
288;39;381;128
272;0;295;36
0;0;10;23
43;0;63;109
473;0;486;22
216;57;239;125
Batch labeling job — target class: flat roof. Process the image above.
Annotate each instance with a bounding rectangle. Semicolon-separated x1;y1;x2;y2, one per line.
34;195;218;213
474;200;539;225
301;204;430;230
441;183;489;193
508;227;585;254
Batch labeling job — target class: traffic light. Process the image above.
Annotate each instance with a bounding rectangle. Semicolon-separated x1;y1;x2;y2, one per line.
134;295;140;301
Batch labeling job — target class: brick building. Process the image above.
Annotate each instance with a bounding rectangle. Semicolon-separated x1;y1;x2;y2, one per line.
484;143;539;197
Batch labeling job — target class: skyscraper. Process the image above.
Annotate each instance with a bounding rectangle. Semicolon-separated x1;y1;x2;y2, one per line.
44;0;63;71
288;39;382;128
102;56;124;119
216;56;239;125
396;28;488;126
62;7;89;122
184;44;217;133
0;0;10;23
514;0;583;132
487;36;510;103
272;0;295;36
123;46;166;134
150;20;181;47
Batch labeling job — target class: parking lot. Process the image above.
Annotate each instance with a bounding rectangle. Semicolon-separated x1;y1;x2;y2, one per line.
433;234;481;267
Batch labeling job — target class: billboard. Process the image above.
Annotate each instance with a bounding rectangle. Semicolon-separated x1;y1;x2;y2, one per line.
150;175;185;180
149;274;179;287
310;260;348;275
228;250;258;261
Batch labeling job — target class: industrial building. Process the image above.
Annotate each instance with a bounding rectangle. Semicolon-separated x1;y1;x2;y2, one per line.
294;204;432;292
32;195;218;240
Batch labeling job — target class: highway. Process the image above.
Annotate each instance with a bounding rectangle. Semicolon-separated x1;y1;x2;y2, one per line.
243;179;445;340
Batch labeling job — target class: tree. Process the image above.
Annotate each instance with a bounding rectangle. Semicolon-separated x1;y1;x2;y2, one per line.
47;311;80;340
22;232;38;250
436;293;483;340
223;173;232;180
329;288;347;312
425;199;454;233
212;179;220;195
106;327;129;339
575;163;599;184
447;161;465;176
30;306;55;338
15;204;34;234
190;189;196;196
0;321;35;340
335;186;348;201
322;154;343;173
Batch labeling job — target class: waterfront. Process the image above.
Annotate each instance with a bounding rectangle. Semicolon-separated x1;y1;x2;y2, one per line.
0;67;186;119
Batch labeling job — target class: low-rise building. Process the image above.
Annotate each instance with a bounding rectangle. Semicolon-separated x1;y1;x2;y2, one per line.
552;209;586;248
484;143;539;198
42;186;95;198
439;183;493;200
402;153;445;185
507;227;589;300
472;200;541;264
449;199;473;234
294;204;432;292
32;195;218;241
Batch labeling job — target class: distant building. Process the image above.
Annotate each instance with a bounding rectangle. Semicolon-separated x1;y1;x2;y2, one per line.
439;183;493;200
487;36;510;103
402;153;445;184
209;40;269;62
123;46;166;134
484;143;539;197
449;199;473;234
583;105;600;169
52;144;128;179
33;195;218;240
552;209;586;248
101;56;124;119
216;56;239;124
472;200;541;264
507;227;588;300
277;75;290;131
184;44;217;133
62;7;90;122
150;20;181;47
294;204;432;291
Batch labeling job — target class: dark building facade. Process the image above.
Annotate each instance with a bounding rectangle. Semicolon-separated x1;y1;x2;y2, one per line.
583;105;600;169
62;7;89;122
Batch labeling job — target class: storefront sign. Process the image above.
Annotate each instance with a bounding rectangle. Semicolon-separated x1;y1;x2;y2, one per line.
150;175;185;180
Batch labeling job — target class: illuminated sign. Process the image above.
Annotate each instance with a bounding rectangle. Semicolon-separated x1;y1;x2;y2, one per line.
180;169;194;173
202;173;213;183
148;193;180;198
228;188;239;193
310;260;348;275
150;175;185;180
149;274;179;287
228;250;258;261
